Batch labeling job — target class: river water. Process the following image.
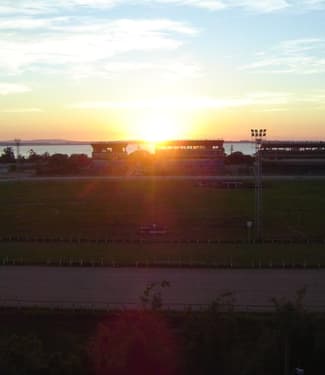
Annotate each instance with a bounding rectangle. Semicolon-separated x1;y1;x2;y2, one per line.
6;142;255;158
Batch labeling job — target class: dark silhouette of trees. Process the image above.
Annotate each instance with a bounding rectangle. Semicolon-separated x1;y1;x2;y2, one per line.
0;289;322;375
128;149;152;163
68;154;91;171
0;333;87;374
0;334;45;374
225;151;254;165
89;311;182;375
140;280;170;310
182;292;242;375
27;149;43;162
271;289;314;375
0;146;15;163
33;153;91;175
127;150;154;175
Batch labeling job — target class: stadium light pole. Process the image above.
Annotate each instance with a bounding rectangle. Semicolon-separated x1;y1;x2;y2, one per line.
250;129;267;241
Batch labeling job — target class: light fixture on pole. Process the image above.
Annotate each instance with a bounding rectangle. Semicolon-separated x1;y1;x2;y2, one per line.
250;129;267;241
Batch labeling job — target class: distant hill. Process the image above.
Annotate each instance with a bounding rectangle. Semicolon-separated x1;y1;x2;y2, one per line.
0;139;90;145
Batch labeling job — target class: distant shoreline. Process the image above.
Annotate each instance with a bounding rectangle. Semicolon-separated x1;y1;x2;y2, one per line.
0;139;322;146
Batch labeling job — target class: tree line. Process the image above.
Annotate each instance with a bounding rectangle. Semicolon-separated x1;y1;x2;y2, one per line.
0;147;91;174
0;288;323;375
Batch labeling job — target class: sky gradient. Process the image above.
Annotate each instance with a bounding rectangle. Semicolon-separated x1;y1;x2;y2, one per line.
1;0;325;141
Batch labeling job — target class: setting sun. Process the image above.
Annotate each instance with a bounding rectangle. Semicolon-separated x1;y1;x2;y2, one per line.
135;112;184;142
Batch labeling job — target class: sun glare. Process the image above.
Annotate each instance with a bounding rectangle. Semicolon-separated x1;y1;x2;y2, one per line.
136;112;182;142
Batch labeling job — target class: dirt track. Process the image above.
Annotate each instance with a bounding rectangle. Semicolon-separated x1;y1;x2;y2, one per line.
1;266;324;311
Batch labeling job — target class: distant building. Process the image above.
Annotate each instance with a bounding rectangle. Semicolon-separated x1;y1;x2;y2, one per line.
260;141;325;174
91;142;128;174
91;142;128;160
155;140;225;175
91;139;225;175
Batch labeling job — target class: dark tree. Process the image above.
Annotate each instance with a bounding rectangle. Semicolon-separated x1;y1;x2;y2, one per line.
0;146;15;163
27;149;42;162
225;151;254;165
68;154;91;170
271;288;314;375
89;311;182;375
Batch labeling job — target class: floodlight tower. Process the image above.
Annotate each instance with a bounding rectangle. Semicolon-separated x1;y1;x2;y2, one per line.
250;129;267;241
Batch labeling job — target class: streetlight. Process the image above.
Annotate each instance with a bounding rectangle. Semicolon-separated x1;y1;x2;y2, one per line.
14;138;21;172
14;138;21;159
246;220;253;242
251;129;267;241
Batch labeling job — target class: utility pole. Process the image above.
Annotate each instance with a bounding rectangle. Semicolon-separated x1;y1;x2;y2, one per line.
250;129;267;241
14;138;21;172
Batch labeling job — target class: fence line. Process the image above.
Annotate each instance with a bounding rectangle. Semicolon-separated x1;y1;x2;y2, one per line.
1;298;325;312
1;236;325;245
1;257;324;269
0;298;322;312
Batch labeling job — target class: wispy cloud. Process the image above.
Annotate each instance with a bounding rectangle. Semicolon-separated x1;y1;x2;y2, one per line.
161;0;323;12
254;89;325;111
0;16;70;30
224;0;289;12
1;108;43;113
0;4;50;15
153;0;227;11
0;83;31;95
69;60;202;79
0;18;197;75
301;0;325;9
0;0;324;14
70;90;325;111
70;92;292;110
256;107;290;112
241;38;325;74
300;89;325;103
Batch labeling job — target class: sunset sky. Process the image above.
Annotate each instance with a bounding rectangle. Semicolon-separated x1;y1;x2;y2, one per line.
0;0;325;141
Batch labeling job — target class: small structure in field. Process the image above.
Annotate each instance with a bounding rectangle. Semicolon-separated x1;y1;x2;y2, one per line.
137;224;168;235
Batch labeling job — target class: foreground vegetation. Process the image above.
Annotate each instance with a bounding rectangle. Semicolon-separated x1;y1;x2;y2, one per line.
0;291;324;374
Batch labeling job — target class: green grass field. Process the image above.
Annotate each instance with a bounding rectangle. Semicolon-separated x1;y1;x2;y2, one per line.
1;179;325;265
1;179;325;240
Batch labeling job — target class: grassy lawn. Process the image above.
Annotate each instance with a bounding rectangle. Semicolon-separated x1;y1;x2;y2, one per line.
1;242;325;267
1;179;325;266
1;179;325;241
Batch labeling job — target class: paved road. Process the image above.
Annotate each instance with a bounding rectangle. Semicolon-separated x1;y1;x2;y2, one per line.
2;175;325;182
1;267;325;311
